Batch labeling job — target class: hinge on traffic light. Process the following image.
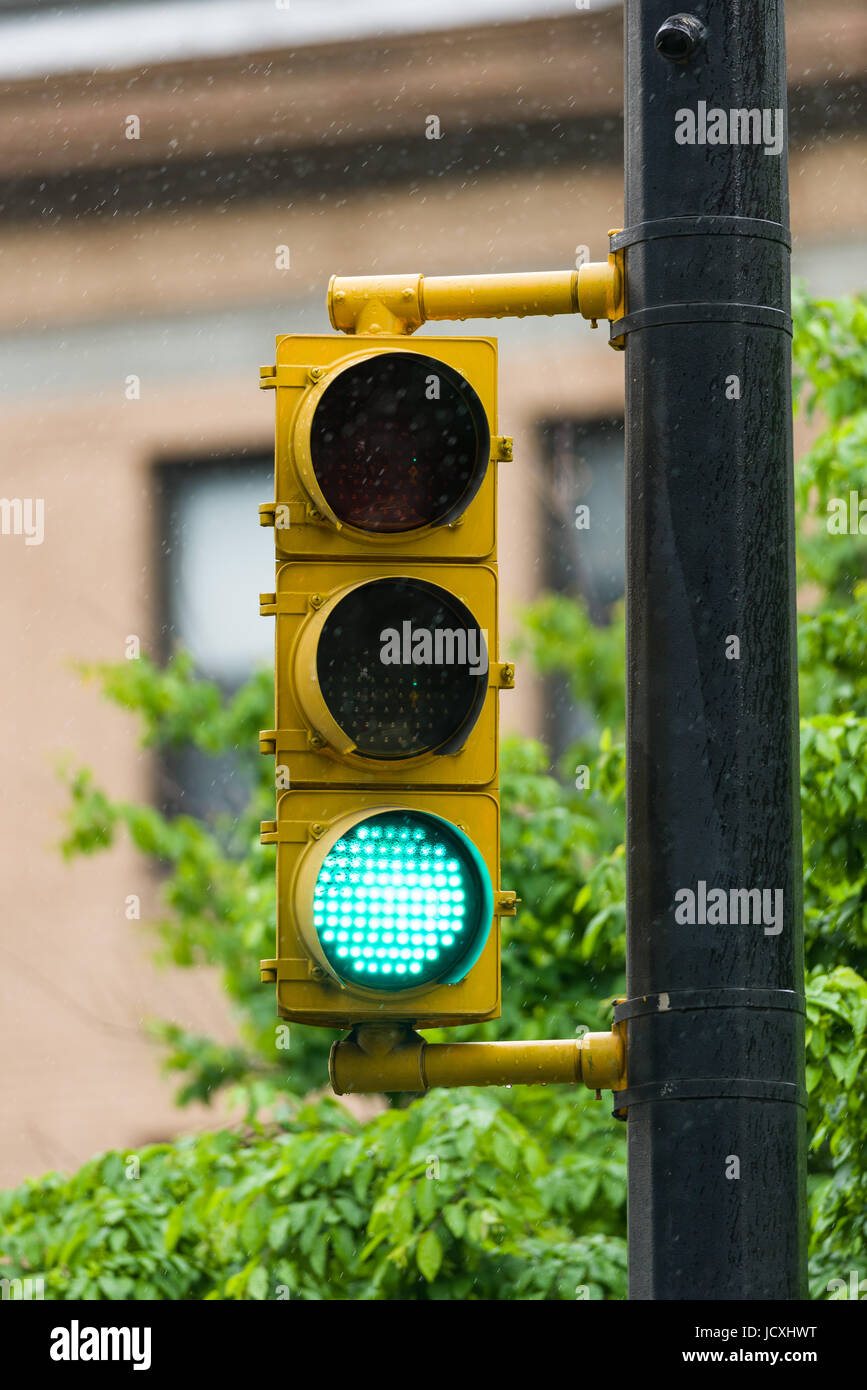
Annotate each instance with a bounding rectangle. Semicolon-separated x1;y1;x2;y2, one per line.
259;501;322;529
493;663;516;688
260;821;313;845
260;957;323;983
259;364;315;389
259;729;312;755
259;591;311;617
497;891;518;916
491;436;513;462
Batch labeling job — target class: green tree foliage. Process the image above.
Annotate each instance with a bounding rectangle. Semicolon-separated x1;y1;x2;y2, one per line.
792;288;867;602
1;292;864;1299
0;1092;625;1300
792;289;867;1293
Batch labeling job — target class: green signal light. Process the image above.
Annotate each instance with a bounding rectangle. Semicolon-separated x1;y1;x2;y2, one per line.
312;811;493;993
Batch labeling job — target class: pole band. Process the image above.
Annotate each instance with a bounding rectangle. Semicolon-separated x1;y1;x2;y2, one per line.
612;1077;808;1110
610;214;791;251
611;302;792;337
613;988;806;1023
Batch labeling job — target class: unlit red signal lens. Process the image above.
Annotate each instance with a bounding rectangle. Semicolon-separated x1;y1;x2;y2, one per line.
309;352;490;533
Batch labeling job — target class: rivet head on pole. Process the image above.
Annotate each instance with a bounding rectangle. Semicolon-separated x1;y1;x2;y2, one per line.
654;13;707;64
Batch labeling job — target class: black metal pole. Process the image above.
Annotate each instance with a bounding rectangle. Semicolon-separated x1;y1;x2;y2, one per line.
615;1;807;1299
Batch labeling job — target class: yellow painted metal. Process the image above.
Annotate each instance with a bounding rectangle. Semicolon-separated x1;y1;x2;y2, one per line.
327;262;621;336
422;271;579;324
329;1023;628;1095
330;1024;428;1092
579;1024;627;1092
260;333;499;562
577;229;627;346
262;788;504;1028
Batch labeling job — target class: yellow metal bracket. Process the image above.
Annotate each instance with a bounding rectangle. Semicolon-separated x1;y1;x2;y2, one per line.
577;230;627;348
327;237;627;350
329;1012;627;1099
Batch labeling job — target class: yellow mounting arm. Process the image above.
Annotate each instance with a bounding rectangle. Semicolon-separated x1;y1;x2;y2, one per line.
330;1021;627;1098
327;239;625;344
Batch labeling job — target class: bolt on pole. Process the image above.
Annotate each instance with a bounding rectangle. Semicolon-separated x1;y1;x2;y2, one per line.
619;1;807;1298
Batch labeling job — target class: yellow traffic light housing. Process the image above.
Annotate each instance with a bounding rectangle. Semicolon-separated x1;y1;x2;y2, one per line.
259;331;514;1029
257;261;628;1100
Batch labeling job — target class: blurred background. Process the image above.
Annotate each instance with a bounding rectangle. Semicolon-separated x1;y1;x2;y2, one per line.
0;0;864;1187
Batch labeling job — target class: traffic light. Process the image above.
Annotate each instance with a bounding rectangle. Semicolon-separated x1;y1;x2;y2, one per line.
258;332;516;1029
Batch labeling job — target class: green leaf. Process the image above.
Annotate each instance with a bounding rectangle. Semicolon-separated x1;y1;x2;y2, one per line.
164;1206;183;1253
268;1215;290;1252
442;1204;466;1240
391;1188;415;1242
492;1131;518;1170
416;1229;443;1284
414;1178;437;1225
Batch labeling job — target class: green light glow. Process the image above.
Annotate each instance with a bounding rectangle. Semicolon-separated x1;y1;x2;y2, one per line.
312;810;492;992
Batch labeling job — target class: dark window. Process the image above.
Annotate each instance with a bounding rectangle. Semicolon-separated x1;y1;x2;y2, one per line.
538;417;624;761
156;453;273;822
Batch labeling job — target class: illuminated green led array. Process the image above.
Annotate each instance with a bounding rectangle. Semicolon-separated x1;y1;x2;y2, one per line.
312;810;493;992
